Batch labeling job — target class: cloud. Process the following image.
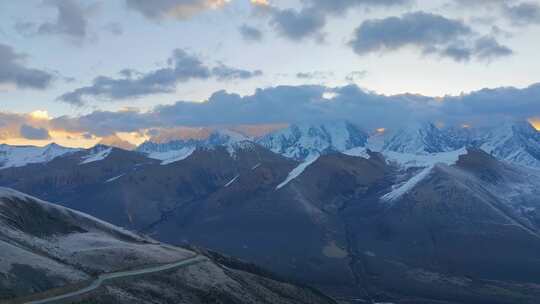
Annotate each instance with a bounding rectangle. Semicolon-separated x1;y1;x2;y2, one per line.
50;83;540;136
15;0;99;42
239;24;263;42
345;71;367;82
103;22;123;36
473;36;513;60
349;11;512;62
269;7;326;41
0;113;27;140
58;49;262;105
350;12;471;54
19;124;51;140
212;64;263;81
306;0;411;15
0;112;55;141
39;0;91;37
0;43;55;89
256;0;409;41
450;0;512;7
503;2;540;26
296;71;334;80
51;108;156;136
451;0;540;26
126;0;230;20
437;83;540;125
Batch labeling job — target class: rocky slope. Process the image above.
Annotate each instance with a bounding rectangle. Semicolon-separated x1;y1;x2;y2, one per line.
0;188;335;304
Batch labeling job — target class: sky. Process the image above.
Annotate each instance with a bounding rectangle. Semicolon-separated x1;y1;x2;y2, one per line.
0;0;539;147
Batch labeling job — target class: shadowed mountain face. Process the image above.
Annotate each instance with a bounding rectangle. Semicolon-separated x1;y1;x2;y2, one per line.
0;188;335;304
342;152;540;303
2;124;540;303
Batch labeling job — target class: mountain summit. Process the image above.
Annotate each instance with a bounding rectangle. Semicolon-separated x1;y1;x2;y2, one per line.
257;121;368;160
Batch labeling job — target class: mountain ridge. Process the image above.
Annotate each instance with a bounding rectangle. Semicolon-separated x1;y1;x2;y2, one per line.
3;119;539;169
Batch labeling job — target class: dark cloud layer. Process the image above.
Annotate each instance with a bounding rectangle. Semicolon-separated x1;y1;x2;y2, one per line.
0;43;54;89
51;83;540;136
349;11;513;61
58;49;261;105
19;124;51;140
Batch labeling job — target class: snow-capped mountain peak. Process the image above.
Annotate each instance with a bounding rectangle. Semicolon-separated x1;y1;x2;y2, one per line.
380;119;540;168
136;128;254;164
480;120;540;168
382;121;458;154
0;143;80;169
207;129;250;145
206;129;254;157
257;121;368;160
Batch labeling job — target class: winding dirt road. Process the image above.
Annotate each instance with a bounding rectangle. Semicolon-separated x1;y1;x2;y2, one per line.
25;255;207;304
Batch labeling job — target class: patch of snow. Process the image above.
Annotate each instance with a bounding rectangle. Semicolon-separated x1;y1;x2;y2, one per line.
147;146;196;165
80;147;112;165
251;163;261;170
383;148;468;169
343;147;370;159
381;166;434;202
276;154;319;190
105;174;125;183
224;175;239;187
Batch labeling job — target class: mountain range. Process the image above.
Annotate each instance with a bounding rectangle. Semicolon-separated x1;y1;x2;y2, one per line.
1;120;540;303
2;120;540;169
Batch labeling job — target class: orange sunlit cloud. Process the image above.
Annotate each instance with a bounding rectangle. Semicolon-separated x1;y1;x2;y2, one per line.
29;110;50;120
208;0;231;9
529;118;540;131
250;0;269;6
164;0;231;19
3;130;99;148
